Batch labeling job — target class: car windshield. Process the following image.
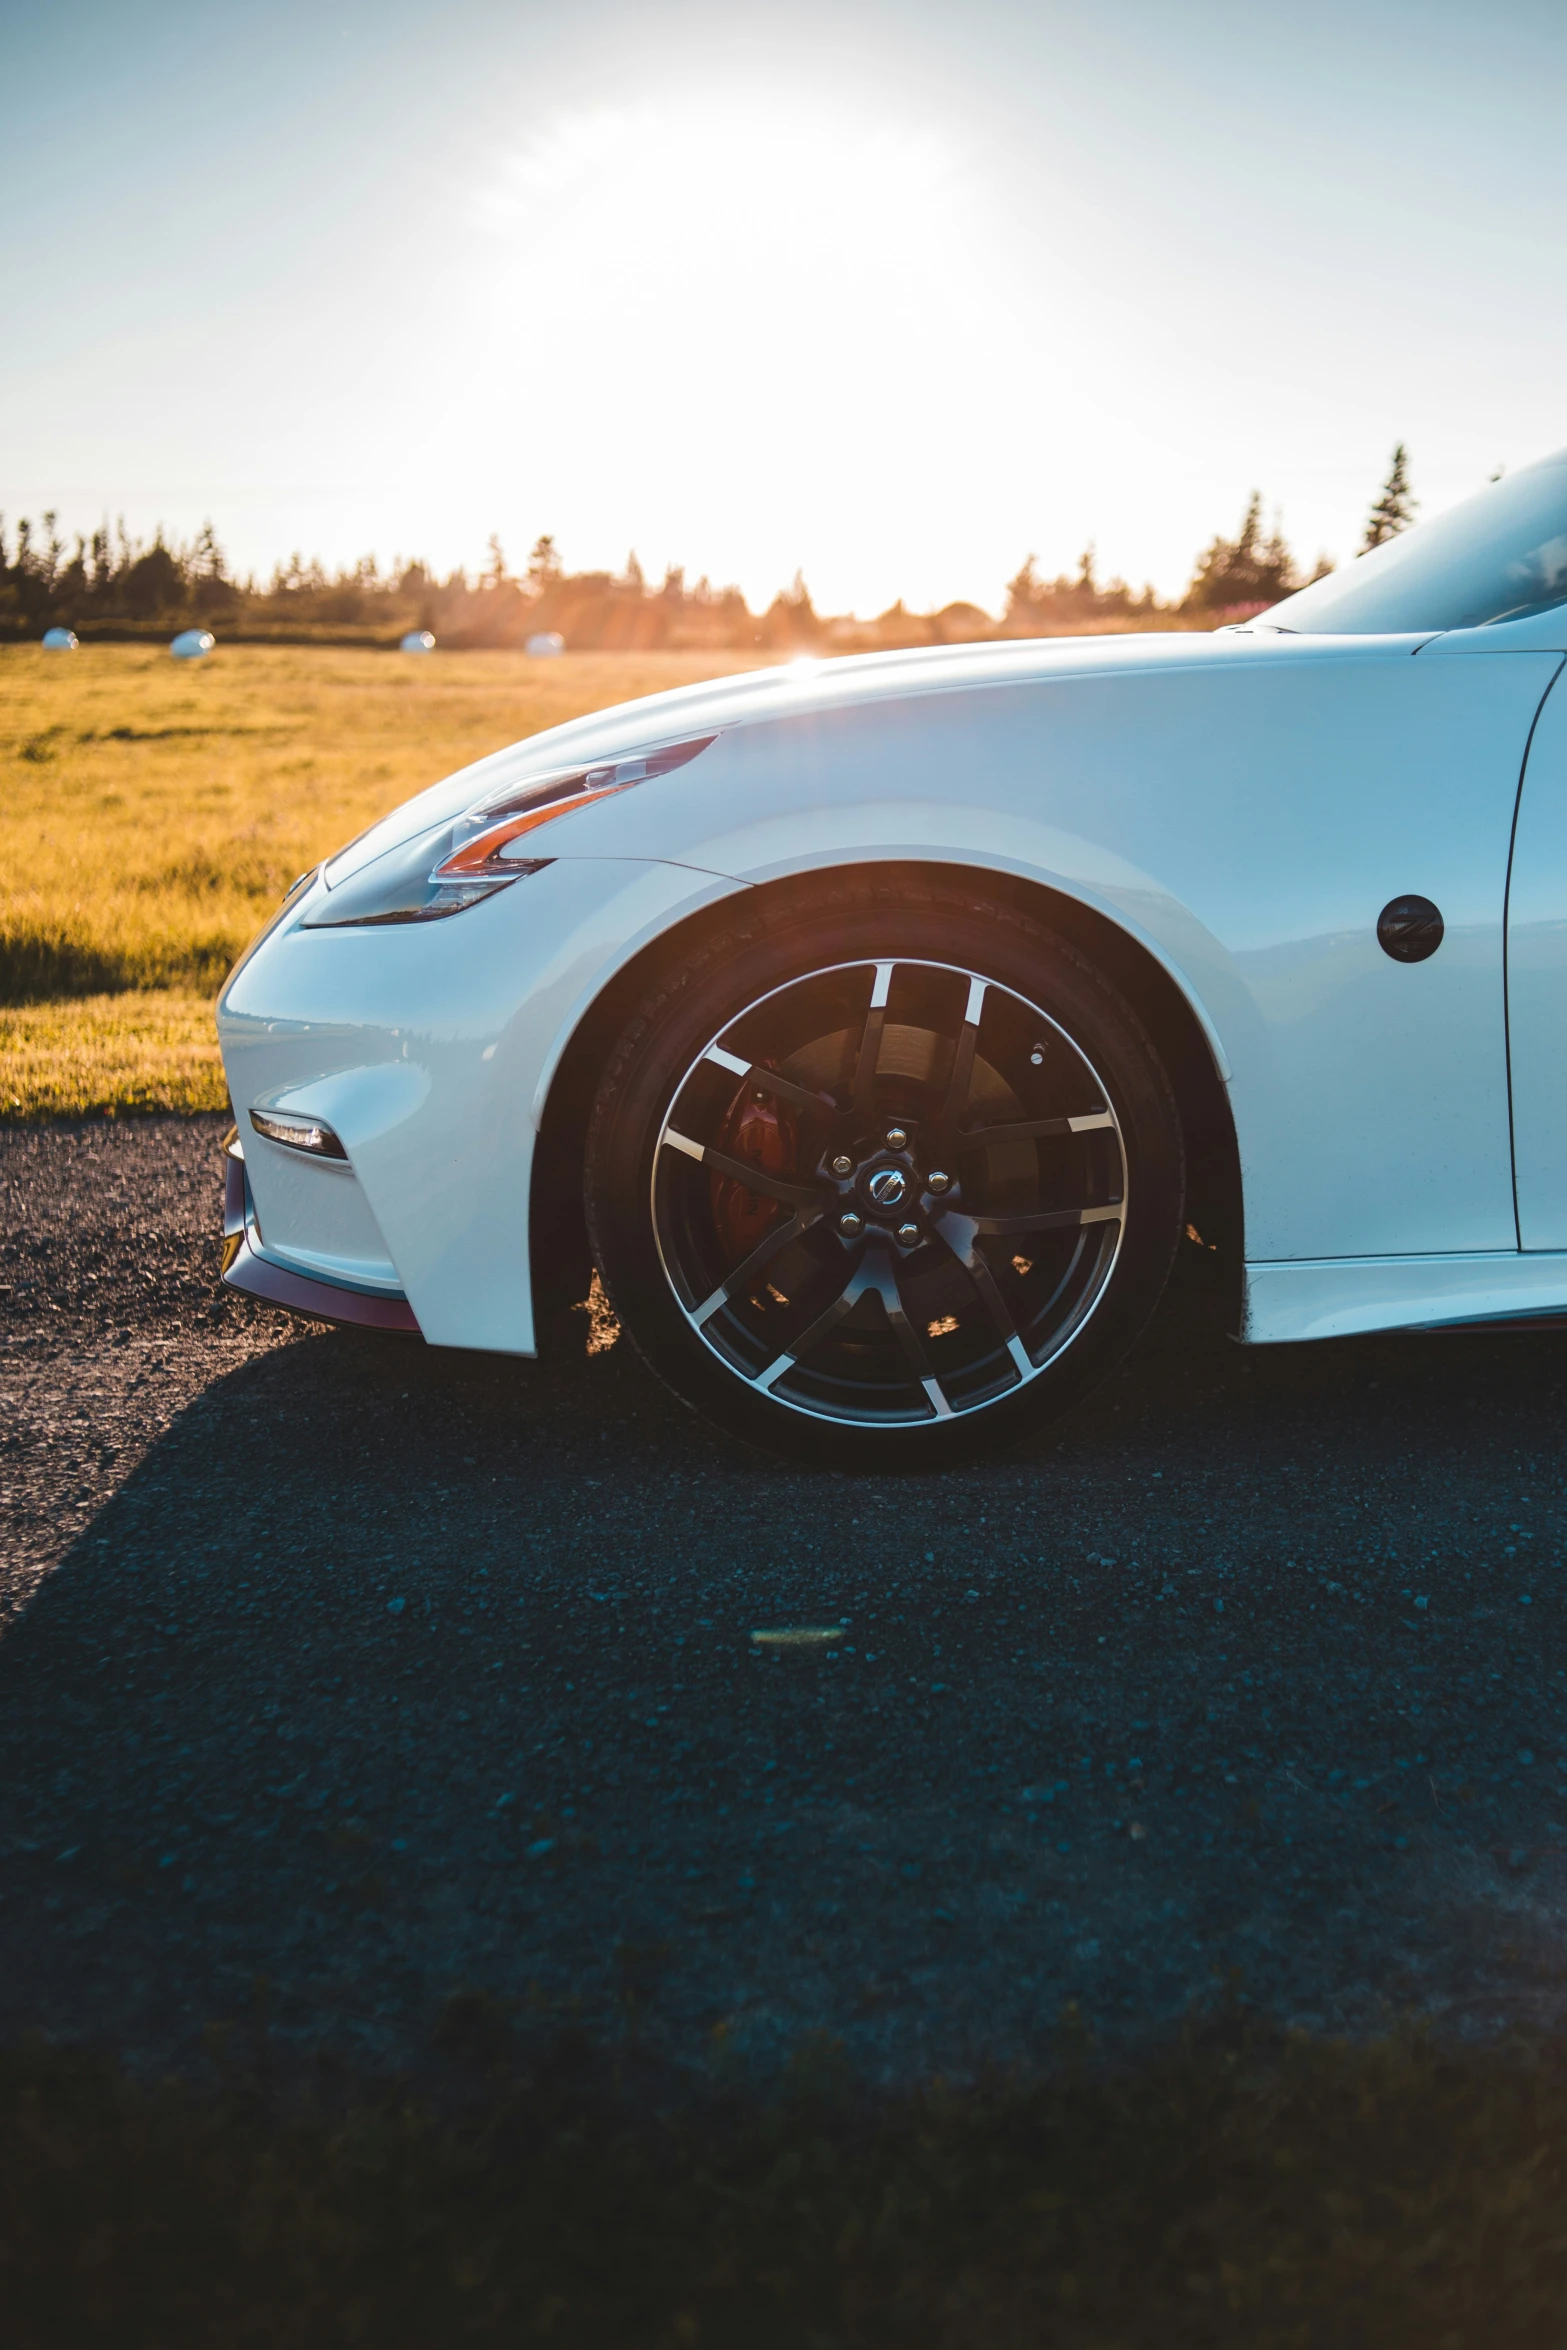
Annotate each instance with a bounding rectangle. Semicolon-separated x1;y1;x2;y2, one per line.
1261;447;1567;635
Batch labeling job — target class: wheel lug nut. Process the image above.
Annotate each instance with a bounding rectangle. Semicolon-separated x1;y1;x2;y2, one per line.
927;1169;951;1194
838;1210;864;1237
896;1222;920;1248
831;1154;854;1176
885;1125;909;1150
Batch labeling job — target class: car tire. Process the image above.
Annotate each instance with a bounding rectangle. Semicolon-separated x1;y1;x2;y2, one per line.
584;876;1184;1466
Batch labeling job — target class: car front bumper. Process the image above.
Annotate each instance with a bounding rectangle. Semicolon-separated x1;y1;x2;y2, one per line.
220;1129;422;1334
215;855;744;1357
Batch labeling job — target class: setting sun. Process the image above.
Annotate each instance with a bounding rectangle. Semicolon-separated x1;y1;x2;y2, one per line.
451;95;1053;609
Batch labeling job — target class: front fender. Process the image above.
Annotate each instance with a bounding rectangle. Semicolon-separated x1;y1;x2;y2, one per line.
549;651;1556;1262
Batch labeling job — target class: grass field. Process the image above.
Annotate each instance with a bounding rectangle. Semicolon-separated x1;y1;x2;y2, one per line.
10;2017;1567;2343
0;992;225;1117
0;644;774;1117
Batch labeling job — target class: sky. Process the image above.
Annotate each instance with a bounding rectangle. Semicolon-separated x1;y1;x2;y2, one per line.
3;0;1565;615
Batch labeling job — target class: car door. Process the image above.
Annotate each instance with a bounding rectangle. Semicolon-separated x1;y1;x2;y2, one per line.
1502;660;1567;1246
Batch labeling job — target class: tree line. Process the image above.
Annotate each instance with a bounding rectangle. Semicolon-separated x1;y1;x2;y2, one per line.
0;451;1417;651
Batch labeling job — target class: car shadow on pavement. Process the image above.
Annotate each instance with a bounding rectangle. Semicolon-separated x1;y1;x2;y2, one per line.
5;1250;1567;2082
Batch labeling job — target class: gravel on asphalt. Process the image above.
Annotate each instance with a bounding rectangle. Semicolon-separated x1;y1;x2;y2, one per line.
4;1115;1567;2082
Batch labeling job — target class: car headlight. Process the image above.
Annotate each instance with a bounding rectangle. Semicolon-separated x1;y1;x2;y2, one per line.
300;734;715;930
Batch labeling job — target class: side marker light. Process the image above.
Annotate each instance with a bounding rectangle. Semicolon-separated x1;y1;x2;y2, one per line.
250;1108;348;1160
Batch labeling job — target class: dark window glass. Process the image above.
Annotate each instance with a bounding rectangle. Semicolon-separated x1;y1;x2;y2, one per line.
1262;449;1567;636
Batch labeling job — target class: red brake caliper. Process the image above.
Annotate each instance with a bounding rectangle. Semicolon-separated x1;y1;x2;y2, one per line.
710;1065;798;1261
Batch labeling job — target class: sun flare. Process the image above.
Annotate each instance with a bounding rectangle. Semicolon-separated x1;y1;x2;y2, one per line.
453;96;1065;612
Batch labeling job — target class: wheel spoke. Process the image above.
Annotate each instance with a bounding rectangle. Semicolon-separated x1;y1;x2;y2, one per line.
690;1207;823;1326
752;1254;878;1389
956;1109;1115;1148
859;1245;954;1417
662;1129;822;1210
933;1212;1033;1381
752;1240;951;1420
941;975;987;1128
702;1044;835;1120
958;1204;1122;1238
849;962;894;1112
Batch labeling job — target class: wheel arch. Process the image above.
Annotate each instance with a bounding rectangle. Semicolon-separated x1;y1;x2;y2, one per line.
529;859;1243;1341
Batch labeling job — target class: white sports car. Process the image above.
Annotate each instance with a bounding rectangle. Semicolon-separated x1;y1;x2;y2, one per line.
218;450;1567;1462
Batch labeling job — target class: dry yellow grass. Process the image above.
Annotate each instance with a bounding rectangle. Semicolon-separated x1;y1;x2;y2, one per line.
0;992;228;1117
0;643;774;1002
0;643;774;1116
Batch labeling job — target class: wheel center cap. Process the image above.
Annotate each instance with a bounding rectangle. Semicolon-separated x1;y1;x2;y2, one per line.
865;1165;909;1209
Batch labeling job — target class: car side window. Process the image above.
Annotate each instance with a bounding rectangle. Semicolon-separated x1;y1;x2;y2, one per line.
1263;452;1567;636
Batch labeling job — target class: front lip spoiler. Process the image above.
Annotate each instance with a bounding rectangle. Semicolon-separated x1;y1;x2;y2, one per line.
220;1131;422;1337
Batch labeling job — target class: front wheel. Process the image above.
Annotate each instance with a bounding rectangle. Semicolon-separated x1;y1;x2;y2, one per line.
584;880;1184;1465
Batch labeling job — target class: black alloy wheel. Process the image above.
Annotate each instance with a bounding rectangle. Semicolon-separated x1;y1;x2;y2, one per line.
584;881;1184;1465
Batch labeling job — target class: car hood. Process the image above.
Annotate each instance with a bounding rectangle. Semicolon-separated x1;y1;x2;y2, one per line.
320;626;1391;888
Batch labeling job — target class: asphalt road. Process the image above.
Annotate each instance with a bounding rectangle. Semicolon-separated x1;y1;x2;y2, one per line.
4;1115;1567;2083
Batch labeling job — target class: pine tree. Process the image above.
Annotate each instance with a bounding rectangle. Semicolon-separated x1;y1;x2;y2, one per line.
1005;556;1043;622
189;520;225;581
1363;443;1416;550
1184;494;1298;612
526;534;562;591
